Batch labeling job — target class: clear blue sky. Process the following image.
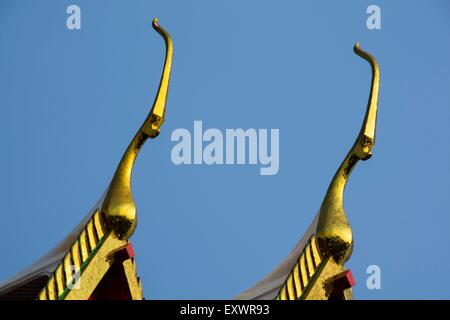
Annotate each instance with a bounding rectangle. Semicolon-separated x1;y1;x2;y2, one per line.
1;1;449;299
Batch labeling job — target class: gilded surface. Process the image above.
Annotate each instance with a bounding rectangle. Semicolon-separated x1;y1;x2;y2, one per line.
316;43;379;264
36;18;173;300
102;18;173;240
276;43;379;300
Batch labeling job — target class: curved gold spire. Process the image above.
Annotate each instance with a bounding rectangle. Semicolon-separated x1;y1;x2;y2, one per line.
101;18;173;240
316;43;379;264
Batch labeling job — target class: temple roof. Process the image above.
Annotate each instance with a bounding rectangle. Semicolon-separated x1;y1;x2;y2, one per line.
0;199;101;299
235;213;319;300
235;43;379;300
0;27;377;301
0;18;173;300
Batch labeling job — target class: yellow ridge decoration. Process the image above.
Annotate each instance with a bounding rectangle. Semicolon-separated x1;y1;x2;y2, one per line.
38;211;107;300
276;236;323;300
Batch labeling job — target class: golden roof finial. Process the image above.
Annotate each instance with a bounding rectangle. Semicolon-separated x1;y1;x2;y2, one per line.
316;43;379;264
101;18;173;240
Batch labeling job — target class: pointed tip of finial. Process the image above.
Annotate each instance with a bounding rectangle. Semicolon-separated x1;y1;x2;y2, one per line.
152;18;159;28
353;42;361;53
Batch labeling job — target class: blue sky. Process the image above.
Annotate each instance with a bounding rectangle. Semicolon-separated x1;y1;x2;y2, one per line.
0;1;449;299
